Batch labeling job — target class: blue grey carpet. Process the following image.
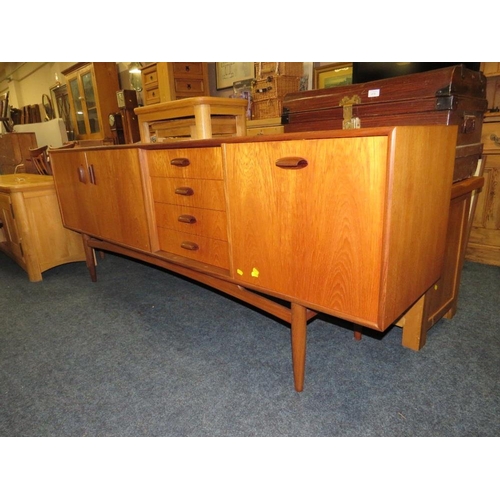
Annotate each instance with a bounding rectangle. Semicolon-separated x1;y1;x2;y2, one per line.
1;250;499;436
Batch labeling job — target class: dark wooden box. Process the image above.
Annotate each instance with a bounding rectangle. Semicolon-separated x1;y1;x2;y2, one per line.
282;65;488;182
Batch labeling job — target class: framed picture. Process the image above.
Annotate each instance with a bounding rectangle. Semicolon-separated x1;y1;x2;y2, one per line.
314;63;353;89
216;62;255;90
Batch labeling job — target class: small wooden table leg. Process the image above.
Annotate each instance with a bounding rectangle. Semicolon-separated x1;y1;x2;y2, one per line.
82;234;97;282
291;302;307;392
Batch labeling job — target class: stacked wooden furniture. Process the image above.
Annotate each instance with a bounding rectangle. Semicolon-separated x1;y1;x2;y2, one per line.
49;125;456;391
134;97;248;143
62;63;120;142
466;62;500;266
282;65;488;349
251;62;303;120
0;132;37;174
141;63;209;106
0;174;85;281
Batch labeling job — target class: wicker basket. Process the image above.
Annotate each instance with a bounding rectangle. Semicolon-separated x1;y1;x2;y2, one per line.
252;99;284;120
255;62;303;78
252;76;302;102
251;75;302;119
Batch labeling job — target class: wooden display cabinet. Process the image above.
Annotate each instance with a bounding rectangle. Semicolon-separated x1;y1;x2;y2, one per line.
62;63;120;141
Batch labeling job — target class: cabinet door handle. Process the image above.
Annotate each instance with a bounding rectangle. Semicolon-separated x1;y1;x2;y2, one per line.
180;241;199;251
170;158;190;167
88;164;96;184
178;214;197;224
78;166;87;183
175;187;194;196
275;157;308;169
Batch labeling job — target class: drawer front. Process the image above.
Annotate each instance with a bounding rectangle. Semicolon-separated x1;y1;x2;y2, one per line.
158;227;229;269
246;125;284;136
174;78;205;95
172;63;204;77
145;88;161;105
143;68;158;87
147;148;223;179
152;178;226;211
155;203;228;241
481;120;500;152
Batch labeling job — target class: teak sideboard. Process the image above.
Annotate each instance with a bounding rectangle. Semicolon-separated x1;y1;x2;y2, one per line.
49;126;459;391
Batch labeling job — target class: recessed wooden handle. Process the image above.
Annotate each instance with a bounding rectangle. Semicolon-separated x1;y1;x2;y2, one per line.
181;241;199;251
275;157;308;169
175;187;194;196
170;158;190;167
77;166;87;183
178;214;197;224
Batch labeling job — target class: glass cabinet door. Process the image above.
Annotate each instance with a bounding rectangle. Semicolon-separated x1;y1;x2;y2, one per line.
81;70;100;135
69;77;86;136
67;66;101;138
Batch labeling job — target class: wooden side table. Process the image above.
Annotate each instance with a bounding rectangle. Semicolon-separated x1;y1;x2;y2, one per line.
134;96;248;143
0;174;85;281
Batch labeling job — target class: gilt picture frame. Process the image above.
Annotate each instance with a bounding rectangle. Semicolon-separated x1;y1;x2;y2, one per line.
314;63;353;89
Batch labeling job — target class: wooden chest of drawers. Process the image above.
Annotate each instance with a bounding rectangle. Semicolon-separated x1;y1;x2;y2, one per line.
142;63;209;106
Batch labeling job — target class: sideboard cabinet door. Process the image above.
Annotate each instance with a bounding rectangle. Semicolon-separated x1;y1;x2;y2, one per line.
224;127;456;330
51;148;152;251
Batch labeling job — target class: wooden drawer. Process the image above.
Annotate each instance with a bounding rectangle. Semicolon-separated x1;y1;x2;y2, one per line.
172;63;204;77
158;227;229;269
174;78;206;95
155;203;228;241
142;66;159;87
246;125;284;136
147;148;223;179
145;88;161;105
481;118;500;151
151;177;226;211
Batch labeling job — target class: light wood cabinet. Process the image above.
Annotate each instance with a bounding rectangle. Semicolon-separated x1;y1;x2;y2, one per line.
49;148;154;252
62;63;120;141
0;174;85;281
141;63;209;106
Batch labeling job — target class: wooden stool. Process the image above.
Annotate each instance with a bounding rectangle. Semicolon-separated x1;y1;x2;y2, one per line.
134;96;248;143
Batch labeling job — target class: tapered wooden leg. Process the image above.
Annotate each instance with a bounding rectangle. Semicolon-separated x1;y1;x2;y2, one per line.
291;302;307;392
82;234;97;282
353;325;363;341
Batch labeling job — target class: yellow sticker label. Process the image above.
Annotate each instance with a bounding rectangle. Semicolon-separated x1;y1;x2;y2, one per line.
237;269;243;275
251;268;259;278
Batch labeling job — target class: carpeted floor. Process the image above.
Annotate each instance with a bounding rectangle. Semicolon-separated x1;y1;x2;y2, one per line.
1;250;499;436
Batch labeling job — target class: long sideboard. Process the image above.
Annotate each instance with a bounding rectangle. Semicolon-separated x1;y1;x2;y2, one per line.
49;126;464;391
